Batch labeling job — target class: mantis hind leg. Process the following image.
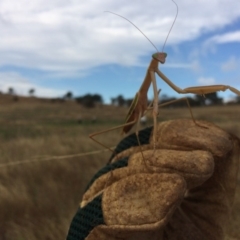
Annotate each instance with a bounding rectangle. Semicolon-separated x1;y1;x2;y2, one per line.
157;97;195;121
89;119;139;158
147;97;207;129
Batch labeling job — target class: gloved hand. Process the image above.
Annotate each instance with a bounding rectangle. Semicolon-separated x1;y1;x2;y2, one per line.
67;119;240;240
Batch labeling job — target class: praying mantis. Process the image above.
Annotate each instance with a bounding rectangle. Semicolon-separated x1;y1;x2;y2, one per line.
90;0;240;155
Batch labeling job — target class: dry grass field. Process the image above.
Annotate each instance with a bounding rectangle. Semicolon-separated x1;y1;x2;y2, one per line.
0;97;239;240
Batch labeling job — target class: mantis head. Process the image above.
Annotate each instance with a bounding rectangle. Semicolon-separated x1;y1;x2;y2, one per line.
152;52;167;64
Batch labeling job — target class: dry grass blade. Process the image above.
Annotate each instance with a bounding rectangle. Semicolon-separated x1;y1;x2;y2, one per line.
0;147;116;168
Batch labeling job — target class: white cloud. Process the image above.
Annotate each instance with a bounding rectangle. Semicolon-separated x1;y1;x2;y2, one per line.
197;77;216;85
190;60;203;73
0;0;240;73
221;56;239;72
206;31;240;44
165;63;192;68
203;31;240;54
0;72;64;97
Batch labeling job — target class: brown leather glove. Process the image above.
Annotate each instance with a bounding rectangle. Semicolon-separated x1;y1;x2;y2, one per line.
67;119;240;240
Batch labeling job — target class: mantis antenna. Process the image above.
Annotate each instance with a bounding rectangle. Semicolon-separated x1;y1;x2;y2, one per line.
162;0;178;52
105;0;179;54
104;11;159;52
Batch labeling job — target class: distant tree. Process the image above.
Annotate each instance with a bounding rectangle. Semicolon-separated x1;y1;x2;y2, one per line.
195;92;223;106
8;87;19;102
75;93;103;108
159;95;202;108
83;94;95;108
8;87;14;95
205;92;223;105
64;91;73;100
116;95;125;107
111;97;117;105
194;95;206;106
92;94;103;104
29;88;35;97
161;94;170;101
187;97;202;107
125;98;134;107
235;96;240;104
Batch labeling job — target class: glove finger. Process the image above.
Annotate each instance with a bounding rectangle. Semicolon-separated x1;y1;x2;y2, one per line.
128;149;214;189
86;172;186;240
155;119;233;158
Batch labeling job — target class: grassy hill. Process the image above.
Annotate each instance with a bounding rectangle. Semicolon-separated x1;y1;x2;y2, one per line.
0;96;239;239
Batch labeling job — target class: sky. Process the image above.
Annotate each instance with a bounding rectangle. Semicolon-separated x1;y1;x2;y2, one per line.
0;0;240;104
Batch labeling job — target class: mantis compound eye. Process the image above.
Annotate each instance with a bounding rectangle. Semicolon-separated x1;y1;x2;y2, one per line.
152;52;167;64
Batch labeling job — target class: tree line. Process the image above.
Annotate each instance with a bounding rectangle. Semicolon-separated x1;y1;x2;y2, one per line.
68;91;240;108
4;87;240;107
